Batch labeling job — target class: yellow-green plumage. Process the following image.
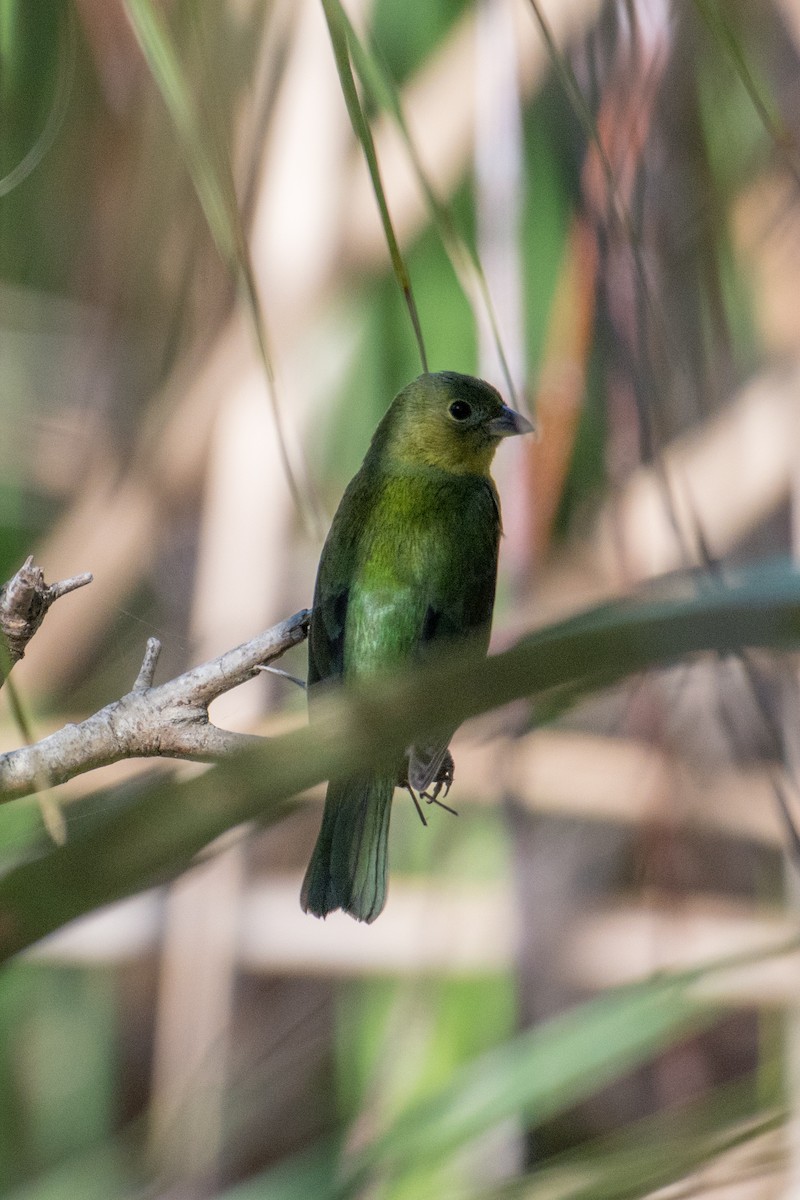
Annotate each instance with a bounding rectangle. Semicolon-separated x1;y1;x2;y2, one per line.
301;371;532;922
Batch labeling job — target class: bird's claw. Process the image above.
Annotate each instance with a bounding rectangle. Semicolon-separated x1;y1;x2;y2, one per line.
421;777;452;802
420;757;457;815
422;790;458;817
405;752;457;823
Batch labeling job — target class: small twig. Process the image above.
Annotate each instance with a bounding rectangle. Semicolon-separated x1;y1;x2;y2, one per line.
46;572;94;603
0;557;93;685
256;664;307;690
134;638;162;692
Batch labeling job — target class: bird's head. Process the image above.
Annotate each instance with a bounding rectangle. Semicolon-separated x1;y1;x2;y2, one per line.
372;372;534;476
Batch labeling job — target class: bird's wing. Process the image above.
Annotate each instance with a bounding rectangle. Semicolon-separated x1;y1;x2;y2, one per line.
308;578;349;687
307;472;367;688
310;471;501;783
406;477;501;790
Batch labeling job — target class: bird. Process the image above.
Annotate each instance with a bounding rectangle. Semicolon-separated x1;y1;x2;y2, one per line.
300;371;533;922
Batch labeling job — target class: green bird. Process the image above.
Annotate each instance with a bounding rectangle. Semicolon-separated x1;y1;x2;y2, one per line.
301;371;533;923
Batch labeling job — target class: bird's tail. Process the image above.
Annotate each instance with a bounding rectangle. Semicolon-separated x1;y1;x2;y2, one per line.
300;773;394;923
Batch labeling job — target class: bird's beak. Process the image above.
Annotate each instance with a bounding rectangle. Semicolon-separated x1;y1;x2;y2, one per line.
487;404;535;438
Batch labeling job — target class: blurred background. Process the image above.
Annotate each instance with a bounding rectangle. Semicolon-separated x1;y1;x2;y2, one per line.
2;0;800;1195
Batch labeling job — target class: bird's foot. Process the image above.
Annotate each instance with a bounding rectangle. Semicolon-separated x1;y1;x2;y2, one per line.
404;753;457;823
421;756;457;816
421;786;458;817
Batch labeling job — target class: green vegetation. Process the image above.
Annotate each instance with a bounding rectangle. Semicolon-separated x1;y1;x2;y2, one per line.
0;0;798;1195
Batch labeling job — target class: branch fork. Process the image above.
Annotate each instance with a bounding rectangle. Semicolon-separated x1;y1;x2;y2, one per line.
0;557;310;803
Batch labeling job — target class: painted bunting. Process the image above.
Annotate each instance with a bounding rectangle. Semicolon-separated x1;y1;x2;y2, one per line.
301;371;533;922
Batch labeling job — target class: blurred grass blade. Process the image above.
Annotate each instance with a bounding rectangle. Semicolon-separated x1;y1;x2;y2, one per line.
349;937;793;1192
2;1140;136;1200
692;0;800;187
320;0;429;374
495;1110;783;1200
122;0;321;535
123;0;240;263
345;975;709;1186
5;563;800;955
0;3;75;198
220;1140;340;1200
0;669;64;843
331;0;520;406
526;0;607;197
525;0;689;443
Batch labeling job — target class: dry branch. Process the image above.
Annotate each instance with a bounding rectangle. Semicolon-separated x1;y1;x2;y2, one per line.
0;598;310;802
0;557;92;686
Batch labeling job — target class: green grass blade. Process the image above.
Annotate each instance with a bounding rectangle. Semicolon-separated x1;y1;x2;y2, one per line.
692;0;800;188
0;4;75;198
320;0;429;374
123;0;240;261
525;0;690;445
330;0;521;406
491;1107;783;1200
343;975;708;1187
122;0;321;535
4;562;800;953
347;938;793;1192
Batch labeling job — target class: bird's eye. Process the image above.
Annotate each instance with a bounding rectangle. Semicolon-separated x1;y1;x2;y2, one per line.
448;400;472;422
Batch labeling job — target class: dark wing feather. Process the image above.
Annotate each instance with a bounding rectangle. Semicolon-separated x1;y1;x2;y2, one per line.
407;476;501;790
308;585;348;687
307;472;367;689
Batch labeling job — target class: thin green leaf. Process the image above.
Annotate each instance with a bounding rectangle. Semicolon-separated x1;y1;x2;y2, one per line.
490;1108;783;1200
349;941;794;1194
122;0;321;536
331;0;521;407
123;0;240;261
320;0;429;374
343;975;708;1188
0;631;62;844
692;0;800;189
4;562;800;954
0;4;75;198
525;0;691;463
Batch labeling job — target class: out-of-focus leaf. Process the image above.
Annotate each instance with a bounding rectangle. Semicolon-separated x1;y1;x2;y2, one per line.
692;0;800;186
123;0;241;264
490;1109;782;1200
21;967;115;1167
0;3;74;198
337;972;517;1199
2;1141;135;1200
320;0;429;374
370;0;470;85
219;1139;341;1200
122;0;319;534
331;0;519;404
3;563;800;955
342;974;708;1190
